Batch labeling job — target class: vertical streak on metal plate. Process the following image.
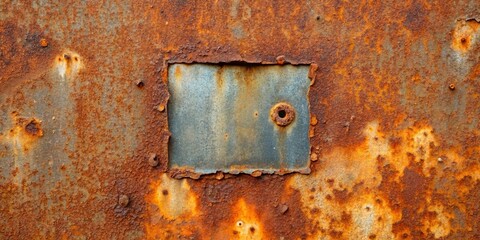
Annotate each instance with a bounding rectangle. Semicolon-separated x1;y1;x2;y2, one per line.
167;64;311;175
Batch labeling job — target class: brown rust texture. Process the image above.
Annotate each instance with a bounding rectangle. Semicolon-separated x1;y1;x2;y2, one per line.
1;1;480;239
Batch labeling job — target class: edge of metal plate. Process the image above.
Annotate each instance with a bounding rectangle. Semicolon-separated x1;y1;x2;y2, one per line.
166;62;316;178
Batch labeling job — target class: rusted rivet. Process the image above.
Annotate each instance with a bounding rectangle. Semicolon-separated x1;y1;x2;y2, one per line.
276;55;286;65
311;153;318;162
157;104;165;112
449;83;455;90
461;38;467;44
270;102;295;127
39;38;48;47
136;80;144;88
118;194;129;207
310;116;318;126
279;204;289;214
148;153;158;167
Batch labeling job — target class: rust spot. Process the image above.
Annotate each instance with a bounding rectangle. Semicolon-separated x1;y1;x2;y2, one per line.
452;19;480;53
279;204;289;214
148;153;159;167
118;194;129;207
39;38;48;47
24;120;42;136
449;83;455;90
333;189;351;204
55;50;83;80
157;104;165;112
270;102;295;127
7;114;44;152
136;79;145;88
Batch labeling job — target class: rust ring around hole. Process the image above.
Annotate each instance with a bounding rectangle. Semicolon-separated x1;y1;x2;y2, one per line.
270;102;295;127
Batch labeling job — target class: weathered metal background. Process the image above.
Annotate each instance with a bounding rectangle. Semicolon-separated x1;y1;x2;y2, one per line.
1;1;480;239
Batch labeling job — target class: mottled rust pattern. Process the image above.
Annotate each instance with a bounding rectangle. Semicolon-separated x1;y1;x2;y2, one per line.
1;1;480;239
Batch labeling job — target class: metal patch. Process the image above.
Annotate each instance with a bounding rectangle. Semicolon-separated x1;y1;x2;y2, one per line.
167;63;311;176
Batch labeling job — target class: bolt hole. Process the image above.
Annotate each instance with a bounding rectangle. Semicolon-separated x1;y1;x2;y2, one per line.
461;38;467;44
271;102;295;127
74;57;78;61
236;221;243;227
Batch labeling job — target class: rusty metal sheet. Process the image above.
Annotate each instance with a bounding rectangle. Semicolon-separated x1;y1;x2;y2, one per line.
167;63;311;176
1;1;480;239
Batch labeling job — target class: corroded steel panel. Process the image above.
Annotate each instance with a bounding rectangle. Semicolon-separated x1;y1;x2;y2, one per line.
1;1;480;239
168;64;311;176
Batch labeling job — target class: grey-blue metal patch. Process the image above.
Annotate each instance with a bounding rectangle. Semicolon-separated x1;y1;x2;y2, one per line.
167;63;311;177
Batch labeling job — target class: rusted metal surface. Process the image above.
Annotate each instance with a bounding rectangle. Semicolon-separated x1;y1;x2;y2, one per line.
168;64;311;177
1;1;480;239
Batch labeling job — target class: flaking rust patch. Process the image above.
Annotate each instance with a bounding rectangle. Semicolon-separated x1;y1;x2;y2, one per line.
7;112;43;152
422;204;453;239
145;174;199;239
288;120;478;239
148;174;198;219
451;19;480;53
55;50;84;80
3;112;44;185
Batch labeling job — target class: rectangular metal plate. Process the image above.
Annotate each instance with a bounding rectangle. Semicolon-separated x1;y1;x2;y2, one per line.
167;63;311;176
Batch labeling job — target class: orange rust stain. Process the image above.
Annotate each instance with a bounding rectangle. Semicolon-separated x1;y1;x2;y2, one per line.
7;112;43;152
174;64;182;80
452;19;480;53
55;50;84;80
145;174;200;239
147;174;198;220
210;198;265;240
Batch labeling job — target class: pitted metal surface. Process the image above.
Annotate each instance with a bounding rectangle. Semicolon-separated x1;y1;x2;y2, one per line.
1;1;480;239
